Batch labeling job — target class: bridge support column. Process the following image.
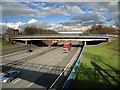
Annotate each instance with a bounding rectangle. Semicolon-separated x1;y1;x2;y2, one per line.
84;41;86;46
25;41;28;44
82;41;86;46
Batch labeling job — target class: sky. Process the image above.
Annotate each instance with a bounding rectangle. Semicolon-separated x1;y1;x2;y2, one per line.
1;0;119;26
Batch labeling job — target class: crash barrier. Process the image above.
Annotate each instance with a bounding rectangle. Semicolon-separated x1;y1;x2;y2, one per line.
2;47;56;72
48;47;81;90
2;45;37;55
62;45;85;90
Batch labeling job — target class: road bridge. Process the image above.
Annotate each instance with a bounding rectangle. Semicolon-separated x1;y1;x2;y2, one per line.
9;34;109;45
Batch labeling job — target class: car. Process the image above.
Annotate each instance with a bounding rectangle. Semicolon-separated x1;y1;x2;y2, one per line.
0;70;20;83
26;49;33;53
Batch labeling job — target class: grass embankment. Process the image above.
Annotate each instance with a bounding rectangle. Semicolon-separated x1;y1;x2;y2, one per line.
0;40;17;50
72;38;120;88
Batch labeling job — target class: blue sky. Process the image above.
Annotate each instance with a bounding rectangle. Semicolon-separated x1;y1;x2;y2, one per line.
2;15;72;24
1;1;119;26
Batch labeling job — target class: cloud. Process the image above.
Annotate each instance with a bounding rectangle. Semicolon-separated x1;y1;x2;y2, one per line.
42;4;84;16
1;2;41;17
65;2;118;14
19;20;49;30
2;2;117;18
1;2;84;17
65;5;84;14
62;12;104;26
1;2;119;27
35;2;46;8
71;13;99;22
43;6;69;16
109;2;118;6
22;2;46;10
62;2;118;26
82;20;101;26
2;0;120;2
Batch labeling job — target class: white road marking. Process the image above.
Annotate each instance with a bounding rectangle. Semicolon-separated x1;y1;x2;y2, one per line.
48;47;81;90
27;82;34;87
0;63;5;66
49;67;52;70
0;73;4;75
25;67;28;69
50;58;53;61
12;79;21;84
38;66;42;68
58;54;61;55
17;63;26;68
59;59;62;61
23;63;26;65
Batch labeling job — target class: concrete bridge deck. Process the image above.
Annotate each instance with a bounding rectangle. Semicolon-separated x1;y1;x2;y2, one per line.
10;35;108;41
9;34;109;45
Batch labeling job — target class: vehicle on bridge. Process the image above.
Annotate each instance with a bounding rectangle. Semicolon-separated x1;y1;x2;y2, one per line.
63;42;72;53
52;39;60;46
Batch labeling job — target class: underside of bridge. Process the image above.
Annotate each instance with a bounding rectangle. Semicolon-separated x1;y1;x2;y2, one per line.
13;40;53;46
12;39;108;47
85;40;107;45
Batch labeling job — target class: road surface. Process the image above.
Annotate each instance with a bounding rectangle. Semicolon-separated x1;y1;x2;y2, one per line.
1;41;81;89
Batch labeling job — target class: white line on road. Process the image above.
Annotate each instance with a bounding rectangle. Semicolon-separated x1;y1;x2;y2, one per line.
17;63;26;68
0;73;4;75
50;58;53;61
12;79;21;84
49;67;52;70
59;59;62;61
0;63;5;66
38;66;42;69
27;82;34;87
48;47;81;90
35;66;42;71
25;67;28;69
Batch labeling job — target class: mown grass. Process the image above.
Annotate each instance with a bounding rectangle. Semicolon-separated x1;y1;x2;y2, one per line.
0;40;17;50
72;38;120;89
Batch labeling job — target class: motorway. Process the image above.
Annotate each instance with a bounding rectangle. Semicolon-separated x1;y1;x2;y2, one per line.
1;41;81;89
1;47;51;65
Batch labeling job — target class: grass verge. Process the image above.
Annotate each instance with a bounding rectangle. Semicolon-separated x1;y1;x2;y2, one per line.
72;38;120;89
0;40;17;50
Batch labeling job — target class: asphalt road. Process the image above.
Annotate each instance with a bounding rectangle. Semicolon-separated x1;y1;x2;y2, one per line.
1;41;80;89
1;47;49;65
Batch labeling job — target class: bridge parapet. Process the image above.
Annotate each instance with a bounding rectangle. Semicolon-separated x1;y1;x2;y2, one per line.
9;35;109;45
10;35;108;39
